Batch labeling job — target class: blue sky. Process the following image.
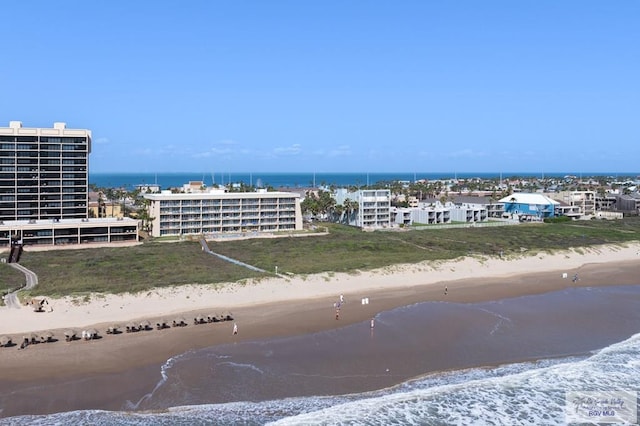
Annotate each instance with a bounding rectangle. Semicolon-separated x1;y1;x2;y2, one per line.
2;1;638;174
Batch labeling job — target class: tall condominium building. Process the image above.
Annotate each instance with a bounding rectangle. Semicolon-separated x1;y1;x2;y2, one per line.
144;190;303;238
0;121;91;221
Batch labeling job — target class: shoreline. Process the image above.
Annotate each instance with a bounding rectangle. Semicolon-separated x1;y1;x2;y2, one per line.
2;242;639;338
0;243;639;417
0;244;638;384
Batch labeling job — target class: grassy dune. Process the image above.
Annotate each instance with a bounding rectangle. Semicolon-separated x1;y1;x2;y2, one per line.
3;217;639;298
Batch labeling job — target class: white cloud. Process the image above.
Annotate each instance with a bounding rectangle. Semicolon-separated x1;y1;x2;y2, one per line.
328;145;351;157
94;137;109;145
192;151;213;158
192;141;236;158
273;144;302;155
134;147;154;156
446;149;487;159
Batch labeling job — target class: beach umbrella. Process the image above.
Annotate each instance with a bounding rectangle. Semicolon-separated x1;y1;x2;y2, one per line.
125;322;138;332
0;335;12;347
173;317;187;327
139;320;152;331
194;314;206;324
64;329;77;341
39;331;54;343
222;311;234;321
23;333;37;344
156;319;168;330
107;324;120;334
86;328;99;339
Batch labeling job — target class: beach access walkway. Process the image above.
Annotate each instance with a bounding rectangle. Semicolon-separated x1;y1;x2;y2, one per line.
3;263;38;309
199;238;267;273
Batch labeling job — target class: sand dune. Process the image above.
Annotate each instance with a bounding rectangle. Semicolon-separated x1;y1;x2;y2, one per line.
2;242;639;336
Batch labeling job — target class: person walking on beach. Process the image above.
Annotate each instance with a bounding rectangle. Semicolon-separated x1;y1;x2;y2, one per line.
340;294;344;304
370;318;375;329
233;323;238;335
335;308;340;320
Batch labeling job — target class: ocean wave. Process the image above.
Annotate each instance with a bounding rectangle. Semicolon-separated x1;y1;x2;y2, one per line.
4;332;639;425
269;332;640;425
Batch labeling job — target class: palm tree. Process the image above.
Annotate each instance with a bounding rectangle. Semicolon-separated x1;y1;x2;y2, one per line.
317;190;336;219
98;192;106;218
136;197;154;232
116;188;127;217
332;204;344;223
103;188;116;217
343;198;359;224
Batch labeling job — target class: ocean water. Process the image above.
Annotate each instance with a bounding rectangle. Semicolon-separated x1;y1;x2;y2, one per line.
87;171;631;190
3;286;640;425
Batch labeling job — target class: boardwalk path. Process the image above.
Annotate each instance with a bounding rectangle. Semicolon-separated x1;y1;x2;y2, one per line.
199;238;267;273
3;263;38;309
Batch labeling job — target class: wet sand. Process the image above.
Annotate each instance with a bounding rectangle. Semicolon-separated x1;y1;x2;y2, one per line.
1;259;639;418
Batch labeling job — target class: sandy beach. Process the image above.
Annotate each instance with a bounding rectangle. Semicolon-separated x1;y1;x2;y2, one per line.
1;243;640;418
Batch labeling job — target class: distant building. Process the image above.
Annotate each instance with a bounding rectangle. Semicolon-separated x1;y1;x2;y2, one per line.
0;217;139;247
392;198;489;227
0;121;91;221
88;191;123;219
0;121;140;247
448;203;488;223
392;201;451;226
182;181;206;193
333;189;391;229
617;193;640;214
553;202;582;218
136;183;161;194
452;196;503;219
595;193;617;211
498;193;559;220
144;189;303;237
547;191;596;216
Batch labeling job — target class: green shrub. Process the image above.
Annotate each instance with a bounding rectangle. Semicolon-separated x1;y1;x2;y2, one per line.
544;216;572;224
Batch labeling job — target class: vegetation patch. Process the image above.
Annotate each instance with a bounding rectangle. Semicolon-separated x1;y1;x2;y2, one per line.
5;217;640;297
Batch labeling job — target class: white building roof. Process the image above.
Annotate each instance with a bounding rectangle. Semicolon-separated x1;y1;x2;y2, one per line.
498;193;560;205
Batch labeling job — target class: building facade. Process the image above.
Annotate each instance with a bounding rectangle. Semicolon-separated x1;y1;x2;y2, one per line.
0;121;90;221
391;199;489;227
0;217;139;247
0;121;140;249
144;190;303;238
334;189;391;229
547;191;596;216
498;193;559;219
617;193;640;214
391;204;451;226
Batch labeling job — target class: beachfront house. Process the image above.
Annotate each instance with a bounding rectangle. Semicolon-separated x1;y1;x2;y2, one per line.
391;202;451;226
498;193;559;220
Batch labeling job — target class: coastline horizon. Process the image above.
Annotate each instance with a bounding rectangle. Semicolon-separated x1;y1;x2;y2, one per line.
88;171;640;190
